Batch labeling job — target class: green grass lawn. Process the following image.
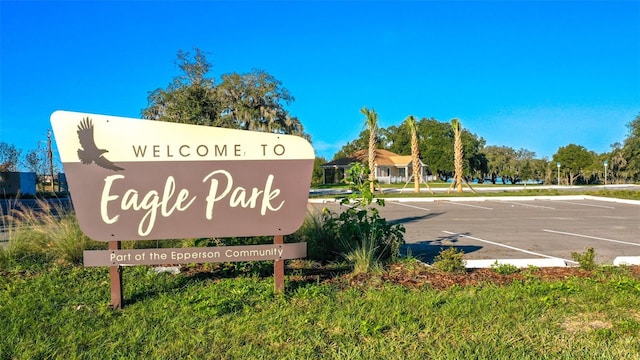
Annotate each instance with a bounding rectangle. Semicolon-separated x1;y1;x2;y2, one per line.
2;263;640;359
2;186;639;359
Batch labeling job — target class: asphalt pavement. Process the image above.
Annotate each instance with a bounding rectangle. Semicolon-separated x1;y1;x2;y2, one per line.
3;192;639;266
310;195;640;265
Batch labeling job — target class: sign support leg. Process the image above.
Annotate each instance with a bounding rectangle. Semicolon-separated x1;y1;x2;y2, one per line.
274;235;285;294
109;241;123;309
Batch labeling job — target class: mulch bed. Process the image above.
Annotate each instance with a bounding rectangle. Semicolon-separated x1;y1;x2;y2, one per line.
288;263;640;291
181;261;640;291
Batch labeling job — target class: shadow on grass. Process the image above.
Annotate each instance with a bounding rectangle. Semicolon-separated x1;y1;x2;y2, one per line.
122;262;352;306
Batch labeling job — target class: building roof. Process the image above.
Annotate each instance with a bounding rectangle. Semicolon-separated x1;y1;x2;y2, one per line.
323;149;419;168
323;156;359;167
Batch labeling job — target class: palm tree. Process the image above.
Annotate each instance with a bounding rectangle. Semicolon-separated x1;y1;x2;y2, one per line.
405;115;433;194
405;115;420;193
451;118;464;193
361;107;378;193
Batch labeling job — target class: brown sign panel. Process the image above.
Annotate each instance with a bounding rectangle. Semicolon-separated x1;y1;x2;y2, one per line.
51;111;315;241
83;243;307;267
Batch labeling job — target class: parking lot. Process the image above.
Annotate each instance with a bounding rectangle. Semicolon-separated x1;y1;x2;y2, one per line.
311;196;640;265
3;195;639;265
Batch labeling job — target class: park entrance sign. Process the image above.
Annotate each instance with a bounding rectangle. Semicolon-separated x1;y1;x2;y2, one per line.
50;110;314;241
50;110;315;307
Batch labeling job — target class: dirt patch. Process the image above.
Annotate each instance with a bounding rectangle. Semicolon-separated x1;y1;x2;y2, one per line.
561;313;613;333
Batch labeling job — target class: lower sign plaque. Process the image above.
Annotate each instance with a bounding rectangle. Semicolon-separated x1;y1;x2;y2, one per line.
84;243;308;267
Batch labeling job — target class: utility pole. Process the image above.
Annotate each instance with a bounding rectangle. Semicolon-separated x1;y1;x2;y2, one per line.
47;130;54;193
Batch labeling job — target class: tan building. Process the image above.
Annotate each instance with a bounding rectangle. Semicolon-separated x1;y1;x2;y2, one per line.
321;149;429;184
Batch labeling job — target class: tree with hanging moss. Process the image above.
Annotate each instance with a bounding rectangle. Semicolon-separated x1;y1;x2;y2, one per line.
622;114;640;181
143;48;307;138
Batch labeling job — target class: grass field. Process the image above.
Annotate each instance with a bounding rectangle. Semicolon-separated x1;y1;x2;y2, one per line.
2;262;640;359
2;187;639;359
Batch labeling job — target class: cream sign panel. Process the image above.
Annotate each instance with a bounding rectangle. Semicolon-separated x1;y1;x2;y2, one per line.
51;110;315;241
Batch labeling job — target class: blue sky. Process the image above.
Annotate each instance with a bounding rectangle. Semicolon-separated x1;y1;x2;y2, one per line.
2;1;639;168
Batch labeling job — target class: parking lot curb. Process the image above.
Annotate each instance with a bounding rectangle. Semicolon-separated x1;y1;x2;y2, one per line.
309;195;640;205
613;256;640;266
465;258;568;269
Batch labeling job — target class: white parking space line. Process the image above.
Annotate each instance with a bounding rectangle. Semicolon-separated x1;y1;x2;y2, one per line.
446;202;494;210
388;202;430;211
442;231;576;263
542;229;640;247
494;200;555;210
539;200;615;209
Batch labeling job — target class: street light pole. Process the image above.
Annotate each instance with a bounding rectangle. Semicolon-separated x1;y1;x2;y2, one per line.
47;130;54;193
604;161;608;186
557;162;561;186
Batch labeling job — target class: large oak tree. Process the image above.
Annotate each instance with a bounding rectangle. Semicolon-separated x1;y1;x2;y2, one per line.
143;48;307;138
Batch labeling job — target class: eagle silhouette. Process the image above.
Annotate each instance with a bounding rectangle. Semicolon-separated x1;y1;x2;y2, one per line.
77;117;124;171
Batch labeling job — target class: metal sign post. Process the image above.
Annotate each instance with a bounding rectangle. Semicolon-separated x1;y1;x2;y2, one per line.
274;235;285;294
109;241;123;309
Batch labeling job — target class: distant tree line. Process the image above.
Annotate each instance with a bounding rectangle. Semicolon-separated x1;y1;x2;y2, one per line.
330;113;640;185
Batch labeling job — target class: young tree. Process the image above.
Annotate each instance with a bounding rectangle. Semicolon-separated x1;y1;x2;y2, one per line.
23;149;46;181
361;107;378;193
405;115;421;193
0;142;21;172
450;118;463;193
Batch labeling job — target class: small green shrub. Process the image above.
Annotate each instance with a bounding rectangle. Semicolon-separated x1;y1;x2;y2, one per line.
294;163;405;268
332;163;405;271
491;261;519;275
433;247;466;273
571;247;597;270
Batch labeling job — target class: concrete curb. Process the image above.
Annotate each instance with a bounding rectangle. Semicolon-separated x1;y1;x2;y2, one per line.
583;195;640;205
465;258;568;269
383;195;586;203
309;195;640;205
613;256;640;266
